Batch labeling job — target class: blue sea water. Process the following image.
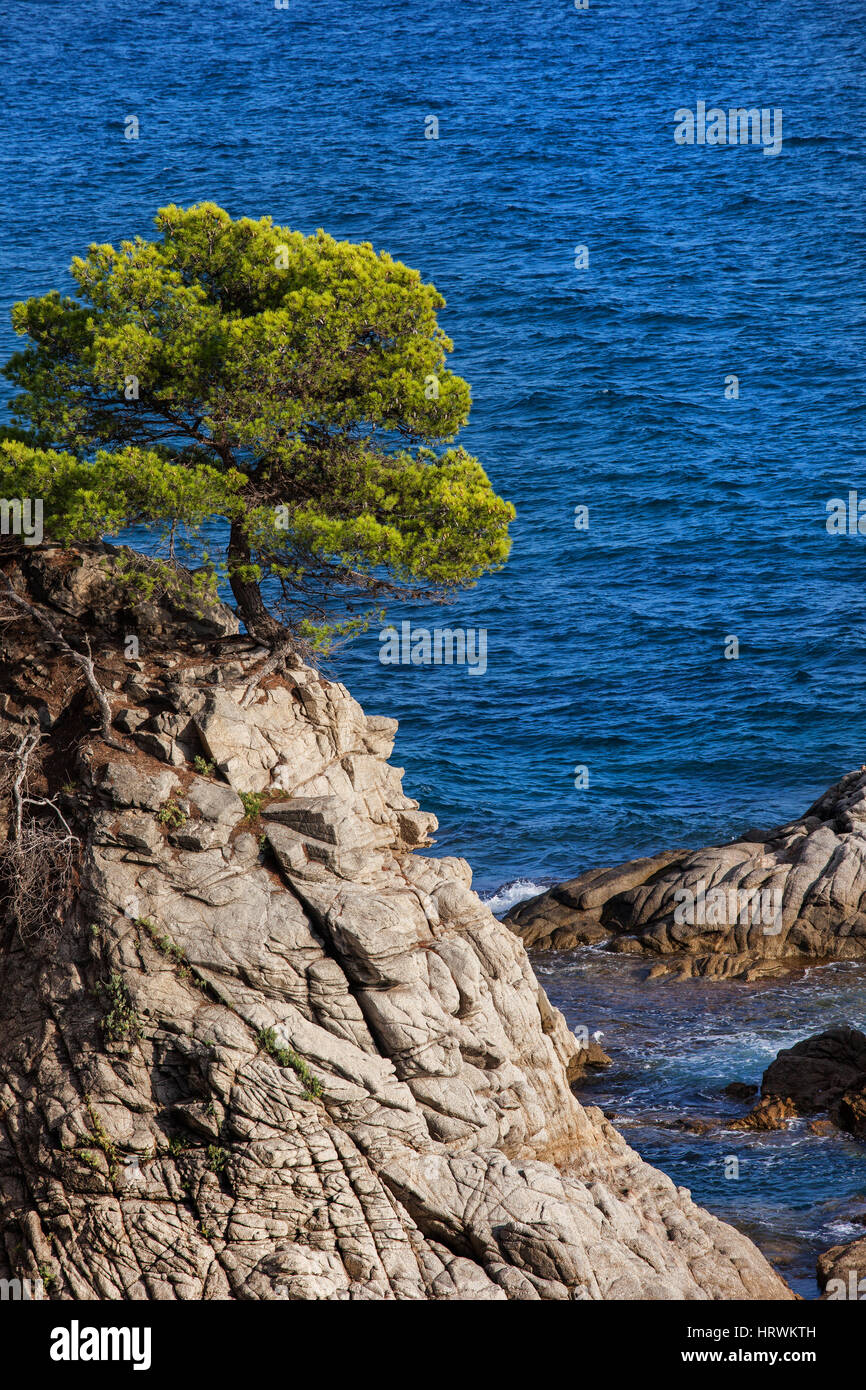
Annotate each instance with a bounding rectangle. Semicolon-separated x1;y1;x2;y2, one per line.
538;953;866;1299
3;0;866;1296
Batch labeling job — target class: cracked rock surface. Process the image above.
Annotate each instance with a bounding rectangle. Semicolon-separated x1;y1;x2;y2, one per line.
0;546;792;1300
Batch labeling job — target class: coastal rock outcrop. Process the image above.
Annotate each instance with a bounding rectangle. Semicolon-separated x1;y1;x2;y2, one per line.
505;780;866;980
732;1028;866;1137
0;546;793;1300
818;1232;866;1300
728;1096;798;1133
566;1034;612;1085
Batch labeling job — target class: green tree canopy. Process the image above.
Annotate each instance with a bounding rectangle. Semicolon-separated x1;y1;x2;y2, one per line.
1;202;514;648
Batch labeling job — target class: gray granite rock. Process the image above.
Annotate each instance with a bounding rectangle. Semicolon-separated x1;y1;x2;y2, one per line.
0;546;793;1301
506;775;866;979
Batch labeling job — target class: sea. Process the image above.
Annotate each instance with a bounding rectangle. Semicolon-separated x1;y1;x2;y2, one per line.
3;0;866;1297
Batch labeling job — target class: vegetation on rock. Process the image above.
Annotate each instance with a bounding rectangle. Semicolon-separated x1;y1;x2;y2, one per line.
1;202;514;650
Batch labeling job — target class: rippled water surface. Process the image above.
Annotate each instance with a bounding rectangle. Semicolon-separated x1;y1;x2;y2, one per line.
4;0;866;1296
530;949;866;1298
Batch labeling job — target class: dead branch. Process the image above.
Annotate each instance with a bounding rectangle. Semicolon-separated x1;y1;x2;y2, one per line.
8;728;41;838
0;731;80;947
0;571;128;751
0;823;79;946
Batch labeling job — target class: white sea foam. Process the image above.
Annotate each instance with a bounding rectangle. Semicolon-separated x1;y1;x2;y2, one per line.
482;879;548;916
825;1221;864;1239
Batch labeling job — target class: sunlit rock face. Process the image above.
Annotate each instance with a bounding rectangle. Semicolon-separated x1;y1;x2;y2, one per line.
0;545;792;1300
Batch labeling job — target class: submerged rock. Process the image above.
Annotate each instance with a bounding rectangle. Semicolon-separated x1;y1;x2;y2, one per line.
722;1082;758;1101
566;1035;612;1084
729;1096;798;1132
673;1117;717;1135
809;1120;837;1136
0;546;793;1301
505;780;866;980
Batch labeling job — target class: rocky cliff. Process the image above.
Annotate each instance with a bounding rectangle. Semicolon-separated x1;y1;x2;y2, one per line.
506;777;866;980
0;546;792;1300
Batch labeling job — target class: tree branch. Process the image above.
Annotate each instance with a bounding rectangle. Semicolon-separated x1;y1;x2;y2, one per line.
236;636;298;708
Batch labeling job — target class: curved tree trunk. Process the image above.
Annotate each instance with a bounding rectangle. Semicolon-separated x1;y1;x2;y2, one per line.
227;520;286;646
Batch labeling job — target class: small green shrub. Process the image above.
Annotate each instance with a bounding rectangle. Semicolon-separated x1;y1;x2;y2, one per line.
239;791;264;822
256;1027;323;1099
77;1100;120;1183
98;973;142;1043
156;799;187;829
193;755;215;777
138;917;187;970
136;919;211;995
206;1145;228;1174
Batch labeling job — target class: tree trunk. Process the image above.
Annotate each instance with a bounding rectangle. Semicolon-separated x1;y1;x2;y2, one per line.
227;520;286;646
